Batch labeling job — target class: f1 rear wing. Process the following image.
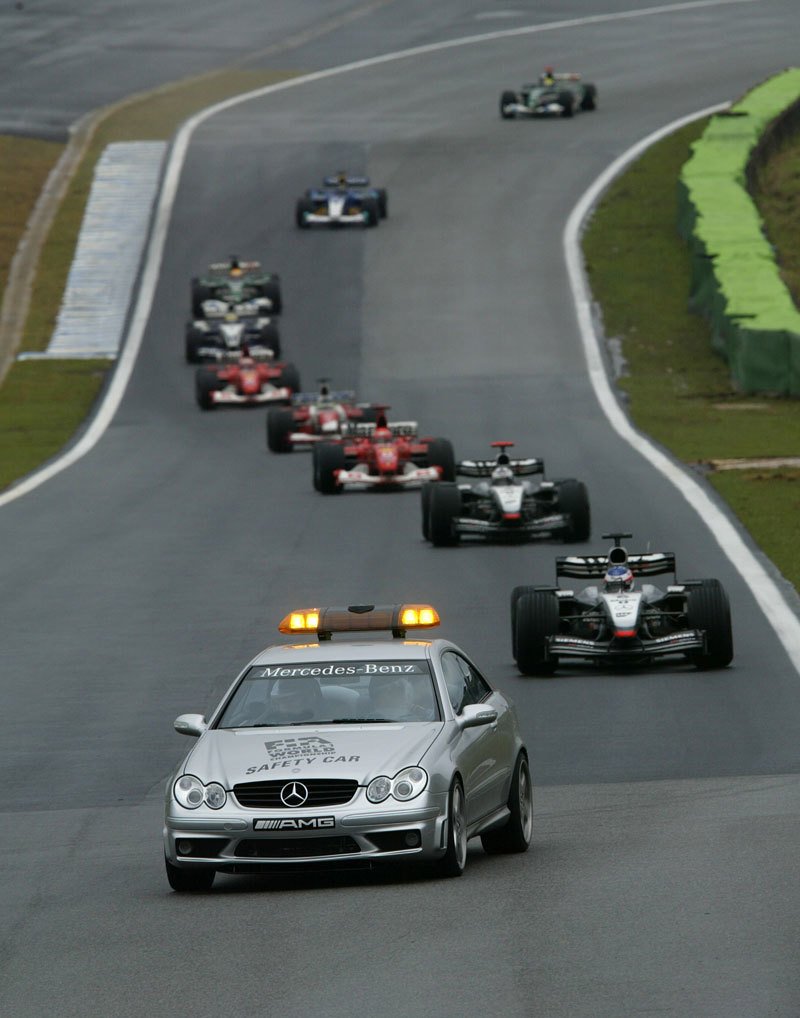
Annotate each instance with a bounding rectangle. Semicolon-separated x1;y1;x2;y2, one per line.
323;174;370;187
457;458;544;478
347;421;418;438
556;552;676;580
208;260;262;274
292;390;356;405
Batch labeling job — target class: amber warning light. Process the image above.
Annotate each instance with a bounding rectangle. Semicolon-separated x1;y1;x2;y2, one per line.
279;603;441;640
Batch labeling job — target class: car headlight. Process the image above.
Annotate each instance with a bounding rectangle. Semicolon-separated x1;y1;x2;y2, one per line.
173;775;227;810
366;768;428;804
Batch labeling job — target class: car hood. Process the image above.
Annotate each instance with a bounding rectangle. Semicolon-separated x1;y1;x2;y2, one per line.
184;723;444;787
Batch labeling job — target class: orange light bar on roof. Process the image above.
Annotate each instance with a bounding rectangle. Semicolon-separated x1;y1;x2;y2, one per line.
399;605;440;628
278;604;440;640
279;609;320;634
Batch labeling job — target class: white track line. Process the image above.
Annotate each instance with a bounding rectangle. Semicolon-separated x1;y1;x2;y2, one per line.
564;106;800;669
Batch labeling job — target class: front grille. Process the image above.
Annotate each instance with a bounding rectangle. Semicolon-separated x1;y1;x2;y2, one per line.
232;778;358;809
235;837;359;859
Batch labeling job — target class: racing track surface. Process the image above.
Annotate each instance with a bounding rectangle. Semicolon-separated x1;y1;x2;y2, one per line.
2;2;800;1015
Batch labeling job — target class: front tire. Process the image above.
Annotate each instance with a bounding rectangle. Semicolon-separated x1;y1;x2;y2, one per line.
375;188;388;218
480;753;533;855
436;779;467;878
195;369;223;410
267;407;294;452
313;442;346;494
165;857;215;893
362;197;380;227
686;579;733;668
296;197;313;229
515;591;560;676
500;90;517;119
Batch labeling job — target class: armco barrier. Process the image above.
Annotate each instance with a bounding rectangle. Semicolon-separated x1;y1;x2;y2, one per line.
678;69;800;395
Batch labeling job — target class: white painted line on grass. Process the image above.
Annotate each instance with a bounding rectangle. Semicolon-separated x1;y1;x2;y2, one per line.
563;106;800;670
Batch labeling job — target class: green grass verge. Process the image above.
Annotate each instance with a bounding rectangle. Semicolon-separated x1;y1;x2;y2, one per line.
583;119;800;590
0;68;297;492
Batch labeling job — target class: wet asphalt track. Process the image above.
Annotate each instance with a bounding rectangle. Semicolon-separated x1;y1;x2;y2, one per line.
2;2;800;1015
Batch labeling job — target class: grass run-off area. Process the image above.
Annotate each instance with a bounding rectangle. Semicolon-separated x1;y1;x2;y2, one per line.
0;69;295;491
583;118;800;591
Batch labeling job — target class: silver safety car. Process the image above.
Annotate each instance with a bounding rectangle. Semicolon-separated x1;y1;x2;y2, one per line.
164;603;532;891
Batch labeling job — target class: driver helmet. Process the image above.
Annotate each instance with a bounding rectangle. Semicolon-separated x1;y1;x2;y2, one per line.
491;465;515;485
541;66;555;85
228;256;242;277
373;412;392;442
369;675;411;718
604;565;634;592
270;677;321;722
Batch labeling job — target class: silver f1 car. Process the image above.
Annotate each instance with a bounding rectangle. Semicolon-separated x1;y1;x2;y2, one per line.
421;442;590;545
500;71;597;119
164;603;532;891
511;533;734;675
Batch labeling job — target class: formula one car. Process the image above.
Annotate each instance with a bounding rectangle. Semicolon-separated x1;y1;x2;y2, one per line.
312;416;455;493
511;532;734;675
185;301;280;363
195;350;300;411
266;381;381;452
500;69;597;119
164;602;532;891
296;172;386;228
421;442;590;546
191;257;282;316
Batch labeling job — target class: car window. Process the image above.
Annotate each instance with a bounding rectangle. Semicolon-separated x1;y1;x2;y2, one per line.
441;652;493;714
462;658;492;703
215;659;440;727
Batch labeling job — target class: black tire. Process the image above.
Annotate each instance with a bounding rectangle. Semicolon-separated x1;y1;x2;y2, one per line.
184;327;206;364
261;278;282;314
165;856;215;893
190;279;212;317
686;579;734;669
559;90;575;118
195;369;223;411
580;84;597;111
436;779;467;878
313;442;346;494
258;322;281;358
421;482;435;541
425;438;456;482
556;479;591;541
296;197;314;229
375;188;388;218
480;752;533;855
515;591;560;676
428;483;462;546
500;90;517;119
362;197;380;227
510;584;537;658
276;363;301;394
266;408;295;453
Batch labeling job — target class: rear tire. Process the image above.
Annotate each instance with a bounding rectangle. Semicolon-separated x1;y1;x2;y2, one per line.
260;278;282;314
510;584;537;658
436;779;467;878
480;753;533;855
191;279;212;317
425;438;456;481
556;479;591;541
428;483;462;546
275;363;301;394
258;322;281;358
184;327;206;364
165;857;215;892
313;443;346;494
515;591;560;676
686;579;733;668
267;408;294;452
421;482;435;541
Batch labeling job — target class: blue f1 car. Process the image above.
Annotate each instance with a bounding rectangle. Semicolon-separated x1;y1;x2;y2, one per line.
296;172;388;228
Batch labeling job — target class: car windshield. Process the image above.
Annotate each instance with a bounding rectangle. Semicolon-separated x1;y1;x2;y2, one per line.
216;659;440;728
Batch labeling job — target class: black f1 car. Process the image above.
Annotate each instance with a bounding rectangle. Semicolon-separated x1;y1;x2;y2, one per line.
500;70;597;119
185;301;280;363
296;172;387;228
191;258;282;316
511;533;734;675
421;442;590;545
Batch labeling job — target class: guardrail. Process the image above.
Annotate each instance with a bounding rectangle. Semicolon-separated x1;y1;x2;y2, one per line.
677;68;800;395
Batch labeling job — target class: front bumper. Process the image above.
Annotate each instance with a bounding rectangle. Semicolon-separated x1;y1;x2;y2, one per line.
164;791;449;869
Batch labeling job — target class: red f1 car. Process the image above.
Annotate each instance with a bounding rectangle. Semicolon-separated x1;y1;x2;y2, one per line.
311;416;455;493
195;350;301;411
266;383;381;452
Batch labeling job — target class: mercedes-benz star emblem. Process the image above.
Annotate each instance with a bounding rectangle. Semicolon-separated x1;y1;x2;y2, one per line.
280;781;310;808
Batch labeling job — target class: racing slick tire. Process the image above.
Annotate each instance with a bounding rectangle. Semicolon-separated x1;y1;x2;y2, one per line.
556;479;591;541
480;752;533;855
165;856;215;893
190;278;212;317
500;90;517;118
362;197;380;228
195;369;225;411
559;90;575;117
266;408;295;453
580;84;597;111
686;578;734;669
420;482;435;541
184;327;207;364
435;778;467;878
296;197;314;229
515;591;560;676
510;584;537;658
258;322;281;358
260;278;282;314
313;442;346;494
375;188;388;219
275;363;301;394
428;483;462;546
425;438;456;482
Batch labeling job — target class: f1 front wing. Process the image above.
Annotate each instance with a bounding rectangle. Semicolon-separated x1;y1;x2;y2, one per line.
546;629;705;660
336;466;440;487
453;512;570;538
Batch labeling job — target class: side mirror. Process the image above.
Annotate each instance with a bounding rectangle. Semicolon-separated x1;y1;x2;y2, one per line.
458;704;498;729
174;713;207;737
